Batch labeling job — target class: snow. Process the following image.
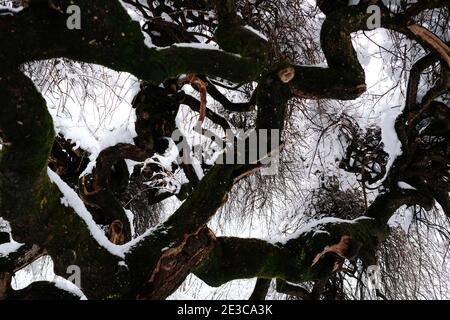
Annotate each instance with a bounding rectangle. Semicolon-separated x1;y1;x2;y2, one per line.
170;43;242;58
26;25;406;298
40;63;140;174
10;255;87;299
47;167;127;258
379;105;404;182
0;241;23;257
398;181;417;190
52;116;100;155
173;42;220;50
0;3;23;15
11;256;52;290
243;25;269;41
351;29;406;185
270;216;373;245
174;108;206;181
167;291;195;300
100;126;136;149
125;209;136;238
150;141;179;171
118;0;155;49
80;122;137;176
0;217;11;233
48;167;174;259
388;206;415;233
4;2;446;300
53;276;87;300
161;12;173;23
169;274;256;300
190;157;205;180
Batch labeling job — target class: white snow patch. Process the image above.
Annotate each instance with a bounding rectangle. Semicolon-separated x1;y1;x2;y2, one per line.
388;207;414;233
47;167;127;258
125;209;135;238
0;4;23;15
167;291;195;300
398;181;417;190
47;167;173;258
0;241;23;257
53;276;87;300
270;216;373;245
170;42;242;58
243;25;268;41
379;106;404;182
80;124;137;176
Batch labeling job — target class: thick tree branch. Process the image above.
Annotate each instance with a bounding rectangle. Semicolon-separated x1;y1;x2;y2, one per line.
249;278;271;300
0;1;263;84
193;189;433;287
0;66;127;300
5;281;80;300
405;53;439;113
407;25;450;68
1;0;447;300
79;144;149;244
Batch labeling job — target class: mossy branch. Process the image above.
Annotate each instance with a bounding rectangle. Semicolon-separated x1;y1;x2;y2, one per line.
193;190;432;287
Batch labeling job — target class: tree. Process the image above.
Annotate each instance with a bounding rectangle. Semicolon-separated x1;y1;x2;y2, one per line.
0;0;448;300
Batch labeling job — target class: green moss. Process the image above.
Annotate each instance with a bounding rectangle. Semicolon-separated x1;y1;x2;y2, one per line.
256;70;292;132
159;46;262;84
215;24;269;61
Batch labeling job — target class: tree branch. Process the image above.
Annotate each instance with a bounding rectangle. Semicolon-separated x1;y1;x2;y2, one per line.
249;278;271;300
5;281;81;300
193;190;433;287
0;65;126;300
404;0;450;19
0;1;263;84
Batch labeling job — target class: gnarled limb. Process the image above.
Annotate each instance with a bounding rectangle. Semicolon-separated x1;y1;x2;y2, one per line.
249;278;271;300
407;25;450;68
1;0;448;301
0;1;263;84
0;65;126;300
5;281;81;300
124;163;242;298
405;53;439;114
193;189;434;287
79;143;149;243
